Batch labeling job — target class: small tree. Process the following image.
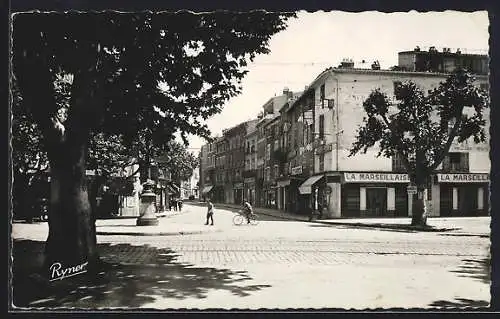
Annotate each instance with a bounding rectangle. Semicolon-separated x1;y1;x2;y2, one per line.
349;69;489;226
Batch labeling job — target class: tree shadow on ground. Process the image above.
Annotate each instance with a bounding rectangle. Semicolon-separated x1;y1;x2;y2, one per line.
11;239;271;309
450;257;491;285
428;258;491;310
428;298;490;310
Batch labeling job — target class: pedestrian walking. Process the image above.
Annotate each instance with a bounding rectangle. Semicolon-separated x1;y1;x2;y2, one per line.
205;199;214;225
178;199;183;211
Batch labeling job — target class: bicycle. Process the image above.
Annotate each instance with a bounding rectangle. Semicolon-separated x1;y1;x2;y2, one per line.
233;210;259;226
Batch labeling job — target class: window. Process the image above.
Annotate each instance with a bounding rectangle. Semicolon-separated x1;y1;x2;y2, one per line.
392;153;406;172
320;84;325;102
319;115;325;139
319;153;325;172
265;167;270;182
274;139;279;151
274;164;279;179
443;152;469;172
266;144;271;161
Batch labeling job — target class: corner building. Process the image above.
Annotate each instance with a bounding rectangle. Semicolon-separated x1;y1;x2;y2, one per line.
282;60;489;218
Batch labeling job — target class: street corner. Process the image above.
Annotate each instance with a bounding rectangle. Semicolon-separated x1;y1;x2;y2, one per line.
95;217;223;237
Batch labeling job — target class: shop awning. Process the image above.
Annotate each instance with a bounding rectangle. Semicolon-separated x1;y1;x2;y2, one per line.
202;186;214;194
277;179;291;187
299;175;324;194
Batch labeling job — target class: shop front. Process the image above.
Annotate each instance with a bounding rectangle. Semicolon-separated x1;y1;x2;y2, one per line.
244;177;256;205
262;183;278;209
298;174;325;216
212;185;225;203
286;165;307;214
342;172;410;218
233;182;244;204
277;178;290;211
437;173;489;216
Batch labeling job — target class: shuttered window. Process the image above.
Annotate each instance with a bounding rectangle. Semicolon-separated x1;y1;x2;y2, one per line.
319;115;325;139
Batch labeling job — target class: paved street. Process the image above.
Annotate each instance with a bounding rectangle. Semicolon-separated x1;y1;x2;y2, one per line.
11;203;490;310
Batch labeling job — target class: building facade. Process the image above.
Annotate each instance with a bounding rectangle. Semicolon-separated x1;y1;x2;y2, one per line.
298;62;489;219
243;119;259;205
181;166;199;199
222;122;248;204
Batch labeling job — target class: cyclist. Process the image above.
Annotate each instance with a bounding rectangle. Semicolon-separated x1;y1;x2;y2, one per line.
242;199;254;224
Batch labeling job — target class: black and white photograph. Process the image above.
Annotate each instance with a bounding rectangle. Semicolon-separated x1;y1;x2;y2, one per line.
9;5;495;311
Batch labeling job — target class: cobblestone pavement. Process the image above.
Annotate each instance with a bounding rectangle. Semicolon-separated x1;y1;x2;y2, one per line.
11;203;491;310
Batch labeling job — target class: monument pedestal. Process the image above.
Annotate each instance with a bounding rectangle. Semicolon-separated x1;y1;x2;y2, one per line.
136;180;159;226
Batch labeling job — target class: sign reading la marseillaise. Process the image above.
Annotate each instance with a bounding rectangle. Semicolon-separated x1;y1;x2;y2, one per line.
344;173;410;183
437;173;489;183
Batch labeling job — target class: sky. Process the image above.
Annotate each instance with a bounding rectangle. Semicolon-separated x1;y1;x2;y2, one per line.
182;10;489;155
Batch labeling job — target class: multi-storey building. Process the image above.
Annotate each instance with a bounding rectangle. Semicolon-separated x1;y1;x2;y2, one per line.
397;46;488;75
243;119;259;204
181;166;199;199
222;122;248;204
200;141;216;200
254;88;297;208
290;52;489;219
278;89;317;215
210;136;228;202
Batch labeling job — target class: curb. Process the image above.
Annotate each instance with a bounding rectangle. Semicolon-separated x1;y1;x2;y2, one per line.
96;228;223;236
187;203;459;233
314;220;459;232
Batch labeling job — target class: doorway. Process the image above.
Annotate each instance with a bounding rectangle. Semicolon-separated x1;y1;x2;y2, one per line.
366;187;387;217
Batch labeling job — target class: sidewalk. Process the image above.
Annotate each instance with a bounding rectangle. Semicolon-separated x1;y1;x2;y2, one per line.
190;201;488;233
12;208;220;240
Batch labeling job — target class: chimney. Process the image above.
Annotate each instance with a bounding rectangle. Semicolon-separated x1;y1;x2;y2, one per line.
339;58;354;69
371;60;380;70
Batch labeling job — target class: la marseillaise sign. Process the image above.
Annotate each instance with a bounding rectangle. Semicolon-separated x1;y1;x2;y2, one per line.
437;173;489;183
344;173;410;183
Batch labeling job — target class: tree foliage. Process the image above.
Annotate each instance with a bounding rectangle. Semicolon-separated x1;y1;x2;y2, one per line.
13;11;295;146
350;69;488;174
155;141;199;183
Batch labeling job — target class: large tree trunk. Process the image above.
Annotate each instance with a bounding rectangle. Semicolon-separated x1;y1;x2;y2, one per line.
44;141;99;274
411;164;429;227
12;172;32;220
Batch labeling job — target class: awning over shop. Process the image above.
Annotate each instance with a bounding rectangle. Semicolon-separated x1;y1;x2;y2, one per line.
166;184;177;194
202;186;214;194
299;175;324;194
277;179;291;187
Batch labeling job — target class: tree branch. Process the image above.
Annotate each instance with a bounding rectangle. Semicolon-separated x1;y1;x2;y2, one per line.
429;115;463;171
379;113;413;173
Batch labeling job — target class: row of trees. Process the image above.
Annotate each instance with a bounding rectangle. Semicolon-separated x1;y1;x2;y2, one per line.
12;74;199;220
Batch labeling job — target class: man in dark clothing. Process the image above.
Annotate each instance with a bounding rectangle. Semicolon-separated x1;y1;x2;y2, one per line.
242;200;253;224
205;199;214;225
